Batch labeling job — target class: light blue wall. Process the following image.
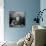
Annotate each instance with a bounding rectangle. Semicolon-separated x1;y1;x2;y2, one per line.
4;0;40;42
40;0;46;27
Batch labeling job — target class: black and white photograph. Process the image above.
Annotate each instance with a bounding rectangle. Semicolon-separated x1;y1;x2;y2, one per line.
9;11;25;27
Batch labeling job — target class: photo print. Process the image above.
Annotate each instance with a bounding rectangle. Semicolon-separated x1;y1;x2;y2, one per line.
9;11;25;27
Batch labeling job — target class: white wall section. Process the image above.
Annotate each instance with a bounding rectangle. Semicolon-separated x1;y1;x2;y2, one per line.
0;0;4;42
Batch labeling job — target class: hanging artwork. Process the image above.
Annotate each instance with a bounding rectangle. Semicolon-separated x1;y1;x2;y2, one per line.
9;11;25;27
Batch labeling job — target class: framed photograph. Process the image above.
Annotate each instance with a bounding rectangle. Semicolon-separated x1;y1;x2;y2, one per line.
9;11;25;27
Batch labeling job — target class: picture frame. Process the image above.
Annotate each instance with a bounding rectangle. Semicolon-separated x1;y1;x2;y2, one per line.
9;11;25;27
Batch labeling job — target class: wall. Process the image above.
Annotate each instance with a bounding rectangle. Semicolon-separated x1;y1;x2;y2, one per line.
0;0;4;42
40;0;46;27
4;0;40;42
